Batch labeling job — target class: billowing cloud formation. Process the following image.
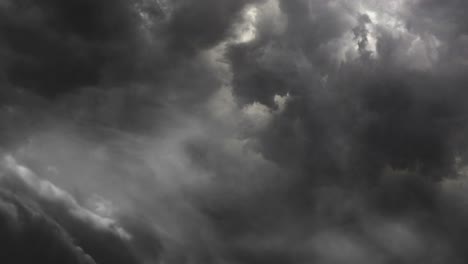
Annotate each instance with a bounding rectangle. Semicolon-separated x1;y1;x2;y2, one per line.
0;155;161;264
2;0;468;263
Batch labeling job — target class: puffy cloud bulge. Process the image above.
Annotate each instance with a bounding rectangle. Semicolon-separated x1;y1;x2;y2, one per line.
1;0;468;263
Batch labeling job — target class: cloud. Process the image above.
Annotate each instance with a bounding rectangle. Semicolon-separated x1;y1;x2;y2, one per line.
0;155;160;264
2;0;468;263
0;0;142;97
0;190;98;264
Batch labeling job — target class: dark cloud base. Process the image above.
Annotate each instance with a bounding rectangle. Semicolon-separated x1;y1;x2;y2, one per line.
0;190;96;264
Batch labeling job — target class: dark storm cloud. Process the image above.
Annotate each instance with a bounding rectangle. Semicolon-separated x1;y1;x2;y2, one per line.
165;0;260;53
0;0;141;97
201;0;468;262
229;0;352;106
0;0;258;101
0;155;162;264
0;190;97;264
227;0;468;181
3;0;468;264
0;0;261;144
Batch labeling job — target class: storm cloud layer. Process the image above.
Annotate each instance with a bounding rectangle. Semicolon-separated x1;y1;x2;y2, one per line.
1;0;468;263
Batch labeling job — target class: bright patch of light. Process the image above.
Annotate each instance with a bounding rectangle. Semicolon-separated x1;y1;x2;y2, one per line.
358;0;408;34
235;6;258;44
88;195;117;218
356;1;409;58
274;93;290;112
242;101;272;128
357;0;443;69
367;33;378;57
365;9;378;23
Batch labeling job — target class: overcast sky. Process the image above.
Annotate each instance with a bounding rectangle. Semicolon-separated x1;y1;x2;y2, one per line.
1;0;468;263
